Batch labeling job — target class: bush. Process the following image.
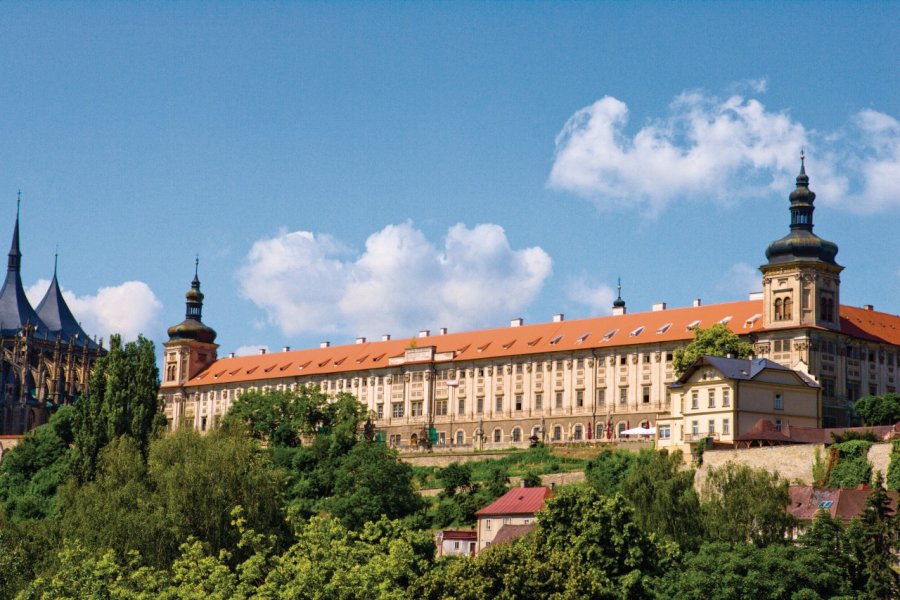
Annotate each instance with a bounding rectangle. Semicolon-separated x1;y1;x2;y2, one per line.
827;440;873;488
887;441;900;491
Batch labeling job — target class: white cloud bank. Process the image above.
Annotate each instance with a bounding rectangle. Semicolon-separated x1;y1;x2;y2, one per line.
26;280;163;343
549;89;900;215
715;263;762;298
238;222;553;338
566;278;616;315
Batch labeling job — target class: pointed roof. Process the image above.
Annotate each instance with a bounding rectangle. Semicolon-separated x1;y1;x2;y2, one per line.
35;255;93;345
0;202;49;337
167;258;217;344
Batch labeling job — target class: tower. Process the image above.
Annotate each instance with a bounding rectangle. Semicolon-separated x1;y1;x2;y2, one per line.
163;259;218;388
761;155;842;330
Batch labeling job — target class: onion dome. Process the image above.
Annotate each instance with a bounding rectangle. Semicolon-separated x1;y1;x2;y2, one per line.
612;278;626;309
166;258;217;344
765;155;839;266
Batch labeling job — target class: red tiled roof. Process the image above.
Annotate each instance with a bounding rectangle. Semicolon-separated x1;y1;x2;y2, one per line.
438;530;477;541
490;524;535;546
475;487;551;517
735;419;900;444
788;484;898;523
164;301;900;390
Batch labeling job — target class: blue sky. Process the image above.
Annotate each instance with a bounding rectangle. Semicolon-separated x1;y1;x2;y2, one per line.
1;3;897;356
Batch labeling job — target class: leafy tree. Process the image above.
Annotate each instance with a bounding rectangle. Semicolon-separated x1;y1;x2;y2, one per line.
521;470;542;488
701;462;794;546
328;441;423;530
853;392;900;426
672;323;753;375
851;471;899;598
584;447;635;496
73;334;162;481
799;509;845;557
827;439;873;488
622;449;702;550
438;462;475;497
653;541;851;599
0;406;75;521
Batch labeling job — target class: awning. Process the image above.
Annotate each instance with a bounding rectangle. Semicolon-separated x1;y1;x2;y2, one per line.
620;426;656;436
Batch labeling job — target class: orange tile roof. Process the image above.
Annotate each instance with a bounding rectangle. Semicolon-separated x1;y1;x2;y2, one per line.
166;300;900;390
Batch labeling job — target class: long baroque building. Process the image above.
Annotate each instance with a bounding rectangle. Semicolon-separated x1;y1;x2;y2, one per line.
160;161;900;447
0;204;104;435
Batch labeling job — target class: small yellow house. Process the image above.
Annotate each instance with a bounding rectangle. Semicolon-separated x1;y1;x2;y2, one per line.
656;356;821;453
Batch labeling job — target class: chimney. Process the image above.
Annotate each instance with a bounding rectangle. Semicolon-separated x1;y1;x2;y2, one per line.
652;302;667;312
549;482;556;491
520;479;527;488
382;334;391;342
439;327;448;335
258;348;267;355
553;313;564;323
356;337;366;344
748;291;764;301
693;298;702;307
282;346;290;352
320;341;330;348
418;329;430;338
228;352;235;358
863;304;874;311
510;318;523;327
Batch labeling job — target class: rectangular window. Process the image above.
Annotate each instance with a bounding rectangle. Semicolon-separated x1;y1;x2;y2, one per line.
486;519;491;531
376;403;384;419
642;386;651;404
619;387;628;404
439;432;446;445
597;389;605;407
708;389;716;408
477;397;484;413
643;353;650;363
775;419;782;432
691;421;698;437
691;391;699;410
495;396;503;412
576;390;584;407
535;393;543;410
392;402;404;418
515;395;523;411
774;393;783;410
659;425;671;439
708;419;715;434
723;419;730;435
411;401;423;417
516;363;523;374
458;397;465;415
619;355;627;365
555;392;563;409
435;399;448;416
722;389;731;407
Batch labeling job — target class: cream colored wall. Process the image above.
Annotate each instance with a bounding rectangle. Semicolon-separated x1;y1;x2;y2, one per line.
477;514;535;552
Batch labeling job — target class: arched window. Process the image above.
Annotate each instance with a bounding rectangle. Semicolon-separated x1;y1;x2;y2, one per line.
617;422;628;437
456;430;464;445
783;297;793;320
552;425;562;441
573;425;583;441
531;426;541;440
511;427;522;442
410;433;418;446
774;298;783;321
493;428;502;443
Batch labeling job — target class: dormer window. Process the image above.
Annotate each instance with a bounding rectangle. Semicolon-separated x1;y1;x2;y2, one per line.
602;329;618;342
744;314;762;328
719;316;732;325
549;335;563;345
686;320;701;330
630;326;644;337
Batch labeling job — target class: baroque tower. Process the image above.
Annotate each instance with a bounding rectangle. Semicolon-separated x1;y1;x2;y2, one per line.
761;156;842;330
163;259;218;388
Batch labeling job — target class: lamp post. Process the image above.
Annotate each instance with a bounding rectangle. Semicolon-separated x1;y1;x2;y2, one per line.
446;378;458;448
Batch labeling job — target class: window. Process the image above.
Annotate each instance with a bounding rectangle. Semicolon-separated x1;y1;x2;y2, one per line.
535;393;543;410
438;432;446;445
659;425;671;439
392;402;405;418
774;393;783;410
376;403;384;419
642;386;650;404
708;389;716;408
722;419;730;435
666;352;673;363
576;391;584;407
486;519;491;531
456;430;464;445
552;425;562;441
435;399;448;416
458;397;465;415
691;421;698;437
575;358;583;369
597;389;605;407
619;388;628;404
477;397;484;413
775;419;782;432
642;353;650;363
691;391;699;410
708;419;715;434
495;396;503;412
619;355;627;365
454;541;460;550
411;401;423;417
596;423;605;439
573;425;583;440
516;363;523;374
722;389;730;407
512;428;521;442
493;429;502;443
555;392;563;409
200;416;207;431
515;395;523;411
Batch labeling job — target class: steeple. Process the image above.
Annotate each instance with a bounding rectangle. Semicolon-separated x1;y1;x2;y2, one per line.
7;192;21;273
0;195;48;336
612;278;626;315
166;258;217;344
36;252;94;345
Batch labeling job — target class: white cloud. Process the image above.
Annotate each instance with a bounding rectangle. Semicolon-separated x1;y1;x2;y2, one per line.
26;280;163;343
238;222;553;338
548;89;899;214
233;345;269;356
566;278;615;315
714;263;761;298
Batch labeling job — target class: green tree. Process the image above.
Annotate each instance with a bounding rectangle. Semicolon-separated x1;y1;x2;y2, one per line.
851;471;899;598
584;447;636;496
701;462;794;546
0;406;75;521
622;449;702;550
887;440;900;491
799;509;845;557
438;462;475;498
73;334;162;481
853;392;900;426
827;439;873;488
672;323;753;375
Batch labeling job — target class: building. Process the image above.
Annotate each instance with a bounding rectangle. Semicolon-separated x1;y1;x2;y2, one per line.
434;529;477;557
788;484;898;525
160;160;900;442
657;355;822;453
474;486;550;553
0;203;104;434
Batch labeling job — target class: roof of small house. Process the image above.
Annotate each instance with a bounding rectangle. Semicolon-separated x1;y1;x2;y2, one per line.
490;524;536;546
788;484;898;523
475;487;551;517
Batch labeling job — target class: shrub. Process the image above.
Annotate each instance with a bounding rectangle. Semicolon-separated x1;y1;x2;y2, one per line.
827;440;873;488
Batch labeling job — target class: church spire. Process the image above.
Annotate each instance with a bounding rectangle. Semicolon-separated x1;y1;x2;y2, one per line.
8;192;21;272
612;277;627;315
166;259;217;344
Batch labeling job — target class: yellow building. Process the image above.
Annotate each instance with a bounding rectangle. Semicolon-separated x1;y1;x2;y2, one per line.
159;161;900;443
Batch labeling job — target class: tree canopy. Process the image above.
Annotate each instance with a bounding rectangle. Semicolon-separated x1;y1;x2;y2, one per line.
673;323;753;375
853;392;900;426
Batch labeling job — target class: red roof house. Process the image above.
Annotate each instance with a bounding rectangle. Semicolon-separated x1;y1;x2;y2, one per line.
475;486;551;553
